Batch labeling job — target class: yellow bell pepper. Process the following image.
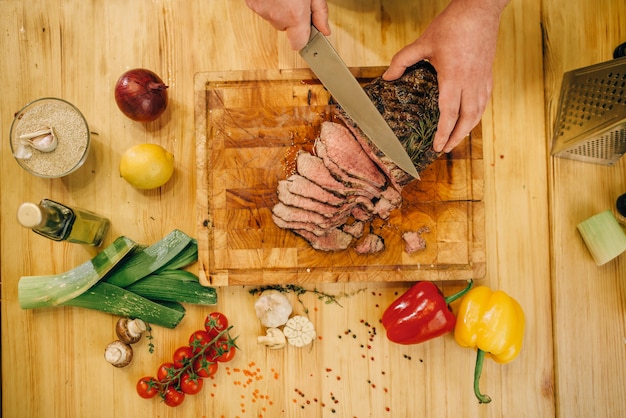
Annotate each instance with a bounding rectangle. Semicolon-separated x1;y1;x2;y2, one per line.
454;286;525;404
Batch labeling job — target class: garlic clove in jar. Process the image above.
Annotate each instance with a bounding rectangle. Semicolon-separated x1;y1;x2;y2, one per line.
13;142;34;159
15;127;58;159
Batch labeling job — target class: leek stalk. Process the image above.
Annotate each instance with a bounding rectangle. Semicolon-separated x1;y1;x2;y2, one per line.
104;229;193;288
577;210;626;266
18;230;217;328
62;282;186;329
126;269;217;305
18;236;137;308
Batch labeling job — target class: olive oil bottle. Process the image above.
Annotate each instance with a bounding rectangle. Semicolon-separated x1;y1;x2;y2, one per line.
17;199;110;246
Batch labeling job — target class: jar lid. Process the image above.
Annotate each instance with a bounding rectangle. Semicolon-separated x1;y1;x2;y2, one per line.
617;193;626;217
17;202;43;228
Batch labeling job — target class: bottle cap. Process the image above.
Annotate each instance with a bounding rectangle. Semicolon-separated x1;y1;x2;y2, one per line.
617;193;626;217
17;202;44;228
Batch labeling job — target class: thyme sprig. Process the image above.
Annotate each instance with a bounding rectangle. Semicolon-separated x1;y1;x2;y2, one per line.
249;284;364;314
145;323;155;354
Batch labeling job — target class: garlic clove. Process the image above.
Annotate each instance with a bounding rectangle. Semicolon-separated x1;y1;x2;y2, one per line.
30;131;58;152
19;128;53;140
15;127;58;157
14;142;34;159
257;327;287;349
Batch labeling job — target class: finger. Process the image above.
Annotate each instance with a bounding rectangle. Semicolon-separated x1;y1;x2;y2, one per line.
432;84;461;152
286;22;313;50
438;91;485;153
383;41;430;81
442;115;480;153
311;0;331;35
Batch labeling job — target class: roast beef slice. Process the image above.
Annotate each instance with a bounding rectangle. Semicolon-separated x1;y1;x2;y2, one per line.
294;228;353;252
318;121;387;189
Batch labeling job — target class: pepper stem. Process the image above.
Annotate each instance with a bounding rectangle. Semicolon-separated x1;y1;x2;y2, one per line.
444;279;473;305
473;349;492;404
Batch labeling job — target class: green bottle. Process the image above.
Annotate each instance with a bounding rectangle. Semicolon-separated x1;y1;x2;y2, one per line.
17;199;110;246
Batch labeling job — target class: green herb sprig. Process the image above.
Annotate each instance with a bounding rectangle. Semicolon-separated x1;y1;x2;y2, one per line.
249;284;364;314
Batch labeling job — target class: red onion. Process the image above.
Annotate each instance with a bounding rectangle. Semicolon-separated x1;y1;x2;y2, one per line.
114;68;169;122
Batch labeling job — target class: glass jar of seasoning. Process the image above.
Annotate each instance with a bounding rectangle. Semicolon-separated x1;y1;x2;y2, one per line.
616;193;626;225
17;199;110;246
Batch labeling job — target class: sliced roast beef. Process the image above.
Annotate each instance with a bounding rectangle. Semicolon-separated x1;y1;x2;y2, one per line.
402;229;428;254
373;197;397;220
295;152;348;196
272;202;351;230
294;228;353;252
271;213;329;237
271;62;442;254
285;174;344;206
297;151;377;200
354;233;385;255
342;221;365;238
314;139;380;200
350;205;374;222
277;180;342;218
318;121;387;189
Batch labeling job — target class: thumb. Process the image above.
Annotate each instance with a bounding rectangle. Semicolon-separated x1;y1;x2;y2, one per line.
383;41;430;81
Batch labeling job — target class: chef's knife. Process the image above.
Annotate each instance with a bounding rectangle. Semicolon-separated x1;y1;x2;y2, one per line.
299;26;419;179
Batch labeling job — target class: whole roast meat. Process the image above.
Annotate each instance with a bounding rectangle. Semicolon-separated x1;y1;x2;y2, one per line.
271;61;441;253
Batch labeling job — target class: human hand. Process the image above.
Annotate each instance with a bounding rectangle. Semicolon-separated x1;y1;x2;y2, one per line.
245;0;331;50
383;0;509;153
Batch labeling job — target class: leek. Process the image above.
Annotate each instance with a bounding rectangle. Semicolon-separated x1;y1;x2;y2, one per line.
62;282;186;329
577;210;626;266
155;238;198;271
18;230;214;328
104;229;193;288
126;269;217;305
18;236;137;308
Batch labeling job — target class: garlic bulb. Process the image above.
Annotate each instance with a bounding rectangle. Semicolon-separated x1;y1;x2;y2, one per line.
254;290;293;328
283;315;316;347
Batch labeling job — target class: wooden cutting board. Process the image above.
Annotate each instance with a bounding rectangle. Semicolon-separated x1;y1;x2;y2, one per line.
195;68;485;286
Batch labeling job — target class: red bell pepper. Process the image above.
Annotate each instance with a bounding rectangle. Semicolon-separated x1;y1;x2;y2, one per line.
382;280;473;345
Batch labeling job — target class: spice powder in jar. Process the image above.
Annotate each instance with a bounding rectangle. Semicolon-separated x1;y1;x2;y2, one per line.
11;98;90;178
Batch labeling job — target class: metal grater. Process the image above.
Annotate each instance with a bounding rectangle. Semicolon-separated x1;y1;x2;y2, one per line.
551;55;626;165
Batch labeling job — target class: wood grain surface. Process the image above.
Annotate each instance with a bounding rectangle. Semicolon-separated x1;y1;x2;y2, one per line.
0;0;623;417
542;1;626;417
195;68;485;286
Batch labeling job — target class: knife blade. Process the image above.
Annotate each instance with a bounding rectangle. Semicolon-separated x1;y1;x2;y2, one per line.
299;26;419;179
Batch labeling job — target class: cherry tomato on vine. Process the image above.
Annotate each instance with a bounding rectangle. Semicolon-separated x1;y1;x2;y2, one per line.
193;356;219;378
189;330;212;354
136;376;160;399
209;339;237;363
172;345;194;369
180;372;204;395
204;312;229;338
163;386;185;407
157;362;176;382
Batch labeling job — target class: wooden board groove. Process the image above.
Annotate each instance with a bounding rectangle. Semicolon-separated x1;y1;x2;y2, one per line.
195;68;485;286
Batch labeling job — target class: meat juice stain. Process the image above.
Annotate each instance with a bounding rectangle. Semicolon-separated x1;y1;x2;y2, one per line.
282;126;316;176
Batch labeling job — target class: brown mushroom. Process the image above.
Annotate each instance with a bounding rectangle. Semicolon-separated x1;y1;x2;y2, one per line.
104;340;133;368
115;317;147;344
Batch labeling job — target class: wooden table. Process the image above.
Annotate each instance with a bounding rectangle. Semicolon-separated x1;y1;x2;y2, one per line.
1;1;624;417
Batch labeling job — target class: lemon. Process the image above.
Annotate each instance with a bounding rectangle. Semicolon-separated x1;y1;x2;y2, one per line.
120;143;174;190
